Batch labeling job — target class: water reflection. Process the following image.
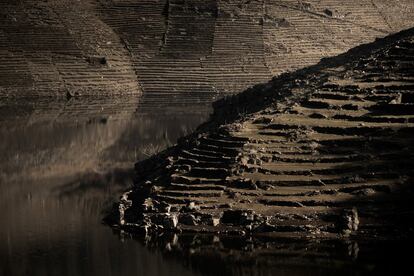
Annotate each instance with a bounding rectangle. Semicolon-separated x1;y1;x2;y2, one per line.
0;95;209;276
118;231;414;276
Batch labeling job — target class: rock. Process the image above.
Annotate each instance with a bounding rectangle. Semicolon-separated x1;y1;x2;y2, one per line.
228;191;241;199
66;90;74;100
178;164;191;173
232;178;258;190
142;198;156;212
342;103;359;110
240;211;255;225
219;203;233;208
339;207;359;234
252;117;273;124
180;201;200;212
258;182;274;190
221;209;241;224
202;215;220;226
247;157;256;165
189;201;200;211
119;192;133;225
239;199;252;204
150;185;162;194
210;218;220;226
323;9;333;17
86;56;107;66
179;213;198;226
221;209;256;225
163;213;178;229
240;156;249;166
276;18;291;27
198;213;220;226
260;155;272;162
142;213;151;224
148;213;165;226
390;93;402;104
352;188;376;196
158;201;172;213
252;222;278;233
245;166;259;173
170;206;180;212
219;123;243;133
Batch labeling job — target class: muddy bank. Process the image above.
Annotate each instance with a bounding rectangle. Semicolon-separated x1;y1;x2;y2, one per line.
108;28;414;240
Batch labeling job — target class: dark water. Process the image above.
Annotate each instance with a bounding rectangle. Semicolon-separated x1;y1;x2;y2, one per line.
0;96;208;276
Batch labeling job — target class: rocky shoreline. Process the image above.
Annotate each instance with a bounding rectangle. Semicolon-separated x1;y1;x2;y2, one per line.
106;28;414;241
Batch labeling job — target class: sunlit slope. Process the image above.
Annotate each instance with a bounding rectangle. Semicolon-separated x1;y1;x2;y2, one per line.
1;0;414;104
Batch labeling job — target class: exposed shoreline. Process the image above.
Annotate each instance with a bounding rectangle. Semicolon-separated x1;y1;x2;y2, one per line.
107;28;414;241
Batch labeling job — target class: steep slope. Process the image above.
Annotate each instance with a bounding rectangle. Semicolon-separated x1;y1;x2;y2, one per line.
2;0;414;106
100;0;414;108
112;28;414;239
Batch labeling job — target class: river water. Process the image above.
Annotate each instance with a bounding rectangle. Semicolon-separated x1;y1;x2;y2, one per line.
0;95;209;276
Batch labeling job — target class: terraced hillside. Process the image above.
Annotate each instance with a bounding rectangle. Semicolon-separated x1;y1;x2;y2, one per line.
100;0;414;109
112;29;414;239
0;0;141;97
2;0;414;107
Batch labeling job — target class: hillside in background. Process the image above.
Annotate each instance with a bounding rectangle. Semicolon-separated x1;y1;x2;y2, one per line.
1;0;414;109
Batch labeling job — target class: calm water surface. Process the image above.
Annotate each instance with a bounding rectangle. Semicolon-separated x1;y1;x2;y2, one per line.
0;96;209;276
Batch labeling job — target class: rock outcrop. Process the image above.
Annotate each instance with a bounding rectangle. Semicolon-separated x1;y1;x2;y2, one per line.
109;28;414;239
